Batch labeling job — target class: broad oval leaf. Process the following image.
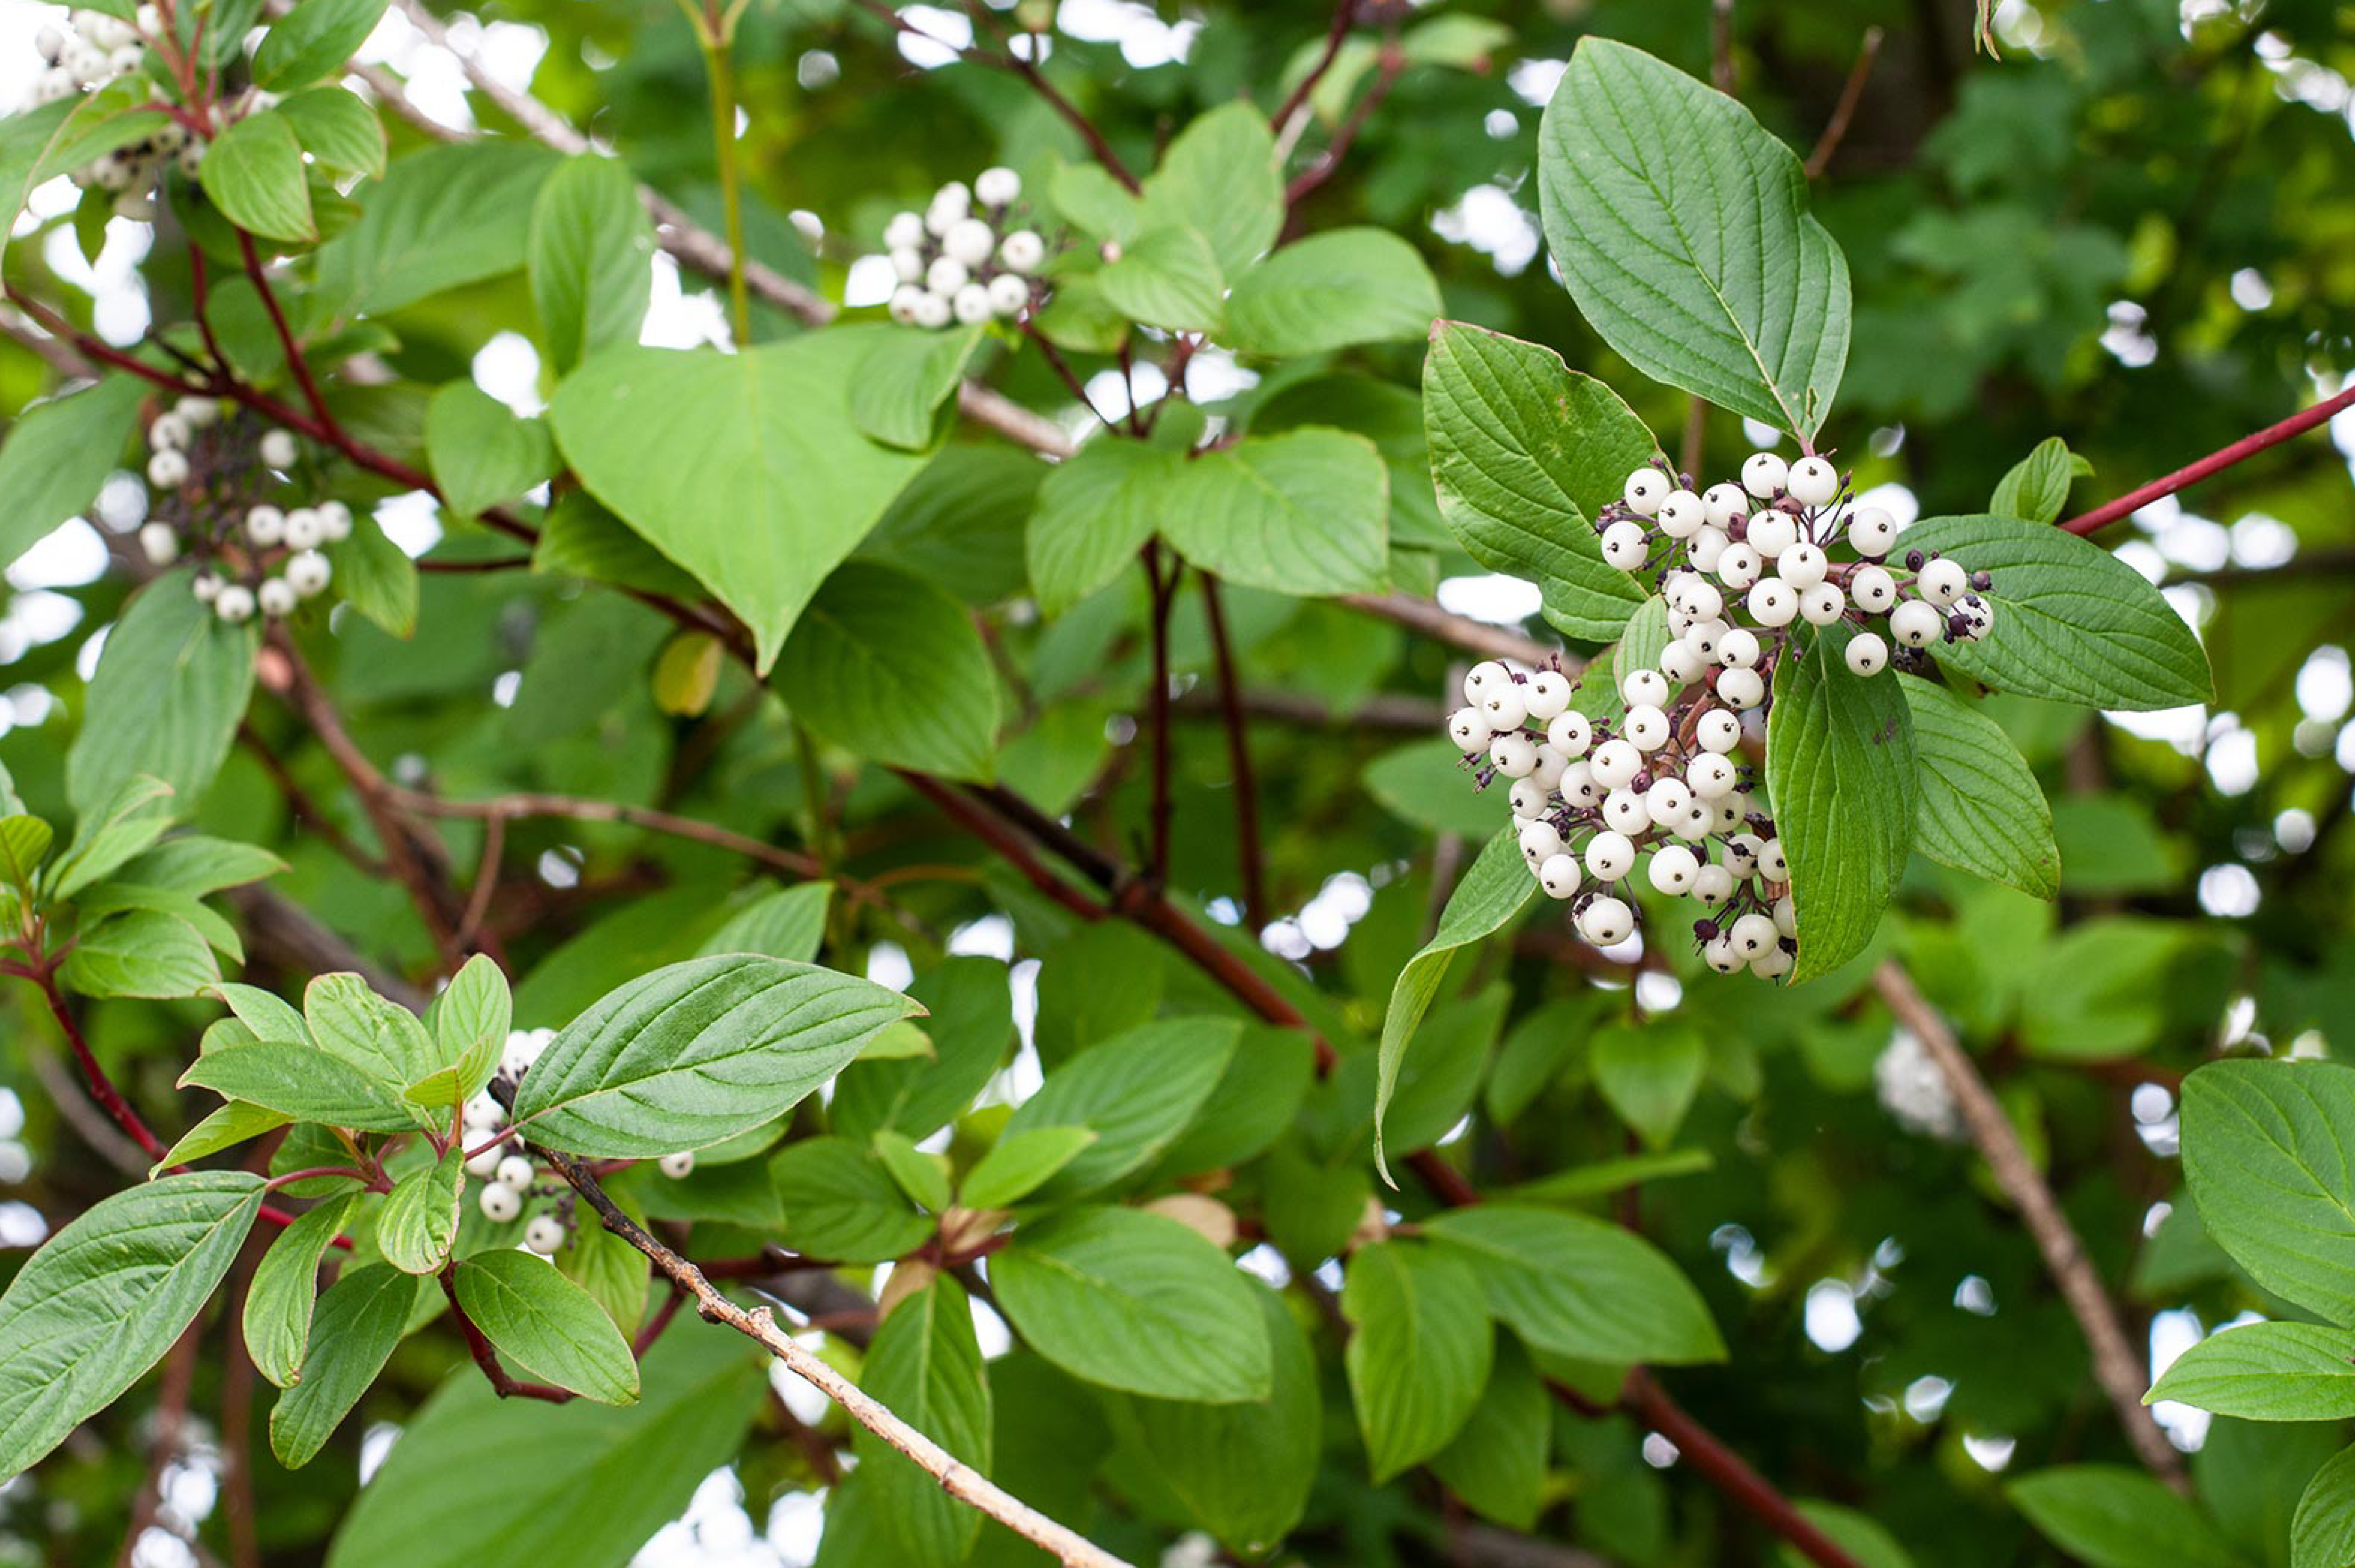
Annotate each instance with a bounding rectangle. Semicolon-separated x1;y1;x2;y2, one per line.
200;108;315;242
1342;1240;1493;1481
999;1017;1241;1200
769;1136;935;1262
1422;322;1657;641
1766;623;1916;982
1901;513;2214;711
511;954;922;1158
270;1262;422;1468
2146;1321;2355;1421
1026;439;1179;618
992;1206;1272;1403
2182;1059;2355;1323
425;381;558;521
1538;38;1850;437
0;374;143;573
377;1148;464;1275
2293;1446;2355;1568
453;1251;640;1406
1900;677;2058;898
772;560;1001;783
852;1276;991;1560
528;153;655;375
179;1041;424;1132
1422;1204;1725;1366
2007;1465;2237;1568
1161;428;1389;598
1224;228;1443;357
253;0;392;89
66;573;258;818
0;1172;266;1480
244;1192;359;1388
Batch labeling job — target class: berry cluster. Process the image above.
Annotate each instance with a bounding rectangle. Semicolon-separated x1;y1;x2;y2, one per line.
462;1028;694;1256
28;9;202;223
135;401;349;624
879;167;1048;329
1442;453;1996;979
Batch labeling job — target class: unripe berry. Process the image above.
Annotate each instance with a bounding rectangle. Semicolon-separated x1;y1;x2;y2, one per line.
1746;578;1798;628
1758;837;1789;881
1538;853;1582;899
1697;708;1742;753
259;428;298;469
1603;788;1647;834
1693;864;1737;907
1687;752;1737;799
1647;843;1699;895
1600;519;1648;570
1578;895;1635;946
1717;627;1761;670
1847;506;1897;558
1621;668;1668;709
524;1213;567;1255
1890;599;1943;648
1523;669;1572;722
658;1151;697;1179
1622;467;1668;515
1845;631;1889;676
1446;706;1486;749
1519;819;1566;865
1918;556;1968;606
1585;831;1636;882
1746;511;1797;558
1730;913;1778;958
1547;710;1592;757
1657;489;1706;538
1850;564;1896;613
1488;733;1538;778
1716;543;1761;590
1590;739;1640;790
1479;687;1528;732
1786;456;1840;506
479;1182;522;1223
1799;582;1846;625
1741;451;1788;499
1702;483;1747;527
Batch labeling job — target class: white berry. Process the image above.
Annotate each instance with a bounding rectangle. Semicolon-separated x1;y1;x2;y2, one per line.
1759;837;1790;881
1702;483;1746;527
1730;913;1779;958
283;507;324;550
146;449;187;488
1590;739;1640;790
659;1151;696;1179
1746;511;1797;559
1741;452;1788;499
1509;778;1551;819
493;1154;534;1190
1777;542;1828;590
214;585;255;623
1489;733;1538;778
1847;507;1897;558
524;1213;567;1255
1687;753;1738;799
1918;557;1968;606
148;411;190;450
1603;788;1648;833
1546;710;1591;756
912;291;955;329
245;505;284;546
1689;527;1730;573
1704;935;1743;974
1659;641;1705;684
1717;628;1761;670
1657;489;1706;538
1952;593;1995;641
1746;579;1798;628
463;1142;504;1179
1559;760;1599;807
1851;565;1896;613
1773;895;1798;940
1645;777;1692;829
1519;818;1565;864
1693;864;1737;906
479;1182;521;1223
1682;618;1726;662
1681;579;1725;622
987;273;1031;318
1479;687;1528;732
137;521;178;566
884;210;925;250
974;166;1021;206
1718;668;1765;709
1798;582;1845;625
999;230;1045;273
1623;704;1669;752
259;428;298;469
1622;468;1669;515
1846;630;1889;676
1538;853;1581;900
942;217;996;268
1648;844;1700;895
257;577;297;617
1600;520;1648;570
1717;544;1761;590
1751;946;1795;979
1697;708;1742;753
1578;896;1635;946
1621;669;1668;709
1786;456;1840;506
1890;599;1943;648
1523;671;1572;722
1447;706;1487;749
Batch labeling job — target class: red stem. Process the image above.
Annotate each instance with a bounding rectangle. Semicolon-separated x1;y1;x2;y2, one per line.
1271;0;1359;130
1199;574;1267;929
1143;545;1178;886
236;228;343;444
437;1264;573;1402
2061;381;2355;535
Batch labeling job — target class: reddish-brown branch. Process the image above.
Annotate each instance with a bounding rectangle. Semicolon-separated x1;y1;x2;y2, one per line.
236;228;343;444
1199;574;1267;929
436;1264;573;1402
1805;26;1884;179
633;1284;689;1356
1285;37;1403;206
2062;381;2355;535
1143;545;1178;886
238;723;388;877
1621;1371;1866;1568
1272;0;1358;131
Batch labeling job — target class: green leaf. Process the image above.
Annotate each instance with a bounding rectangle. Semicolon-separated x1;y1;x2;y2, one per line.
1224;229;1442;356
993;1206;1272;1402
549;332;930;671
854;1276;992;1561
1098;222;1226;332
554;1196;650;1338
528;154;655;375
1990;436;2089;524
1901;514;2215;711
1162;429;1389;597
849;323;984;451
1901;678;2059;898
2008;1465;2237;1568
61;909;220;999
1592;1018;1705;1148
66;574;258;818
276;85;386;177
871;1129;953;1213
0;375;144;572
512;954;921;1158
1422;323;1657;640
0;1172;266;1481
999;1018;1241;1200
214;981;311;1047
50;773;174;900
1537;38;1850;437
314;141;560;317
421;953;511;1106
377;1147;464;1275
533;491;705;601
2293;1447;2355;1568
769;1137;934;1262
270;1263;422;1468
153;1100;292;1176
200;108;315;242
1144;102;1282;278
453;1251;641;1405
831;957;1013;1143
1051;160;1143;243
1342;1240;1493;1481
773;560;1001;782
425;381;558;521
1430;1337;1550;1530
180;1043;425;1132
244;1193;359;1388
697;883;831;964
961;1127;1100;1210
307;972;445;1089
254;0;390;89
1376;829;1536;1180
1098;1282;1319;1554
1779;1504;1918;1568
2182;1060;2355;1324
2148;1322;2355;1421
329;511;419;639
0;816;52;893
1026;438;1179;618
1423;1204;1725;1365
325;1329;764;1568
1766;623;1916;982
117;835;284;897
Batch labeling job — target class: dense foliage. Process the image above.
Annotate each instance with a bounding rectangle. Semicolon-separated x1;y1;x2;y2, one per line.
0;1;2352;1567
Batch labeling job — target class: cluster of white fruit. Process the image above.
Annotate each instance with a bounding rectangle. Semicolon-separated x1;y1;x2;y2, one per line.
462;1028;694;1255
136;403;348;624
28;10;201;222
1598;452;1995;680
1440;454;1995;978
880;167;1048;329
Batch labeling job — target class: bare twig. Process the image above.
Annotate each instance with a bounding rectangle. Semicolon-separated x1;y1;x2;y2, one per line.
1337;594;1565;667
2061;381;2355;536
1272;0;1359;137
1871;960;2188;1488
1804;27;1884;179
1710;0;1737;95
1285;33;1403;207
